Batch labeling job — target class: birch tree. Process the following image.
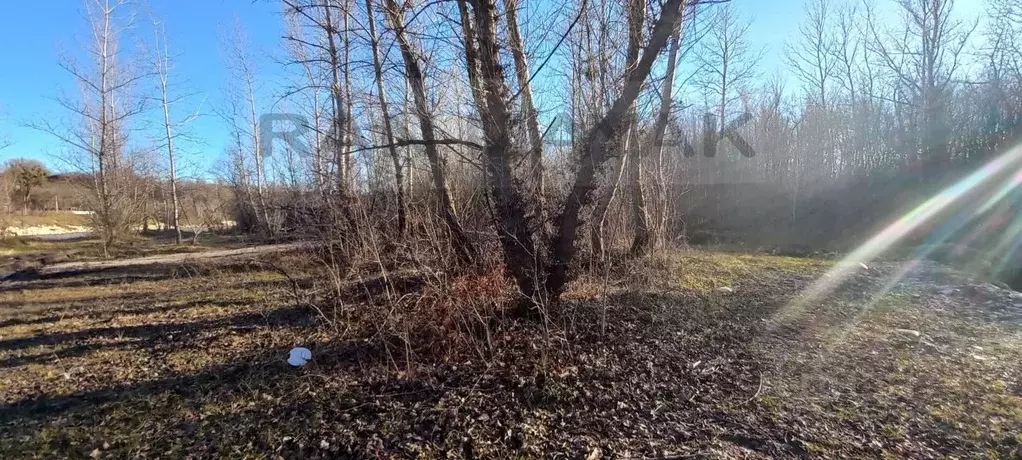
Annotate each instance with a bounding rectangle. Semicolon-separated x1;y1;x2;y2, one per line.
151;20;197;244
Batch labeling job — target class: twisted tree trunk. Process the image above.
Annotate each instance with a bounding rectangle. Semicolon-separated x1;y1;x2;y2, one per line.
546;0;688;298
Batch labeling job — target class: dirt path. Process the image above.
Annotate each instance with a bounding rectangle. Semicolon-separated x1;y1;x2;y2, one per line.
35;242;303;276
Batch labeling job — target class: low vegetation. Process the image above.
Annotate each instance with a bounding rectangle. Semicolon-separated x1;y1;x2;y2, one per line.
0;241;1019;458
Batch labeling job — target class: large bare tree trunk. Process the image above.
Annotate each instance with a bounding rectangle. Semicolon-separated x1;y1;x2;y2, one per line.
366;0;407;237
457;0;687;302
457;0;543;303
386;0;478;265
546;0;688;298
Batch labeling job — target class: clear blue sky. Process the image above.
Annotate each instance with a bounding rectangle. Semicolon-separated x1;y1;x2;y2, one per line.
0;0;987;177
0;0;284;177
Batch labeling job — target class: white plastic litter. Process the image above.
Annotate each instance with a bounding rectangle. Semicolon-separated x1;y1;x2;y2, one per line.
288;347;312;366
716;286;734;294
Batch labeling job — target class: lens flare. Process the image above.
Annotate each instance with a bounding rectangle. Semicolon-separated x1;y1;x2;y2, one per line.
775;143;1022;323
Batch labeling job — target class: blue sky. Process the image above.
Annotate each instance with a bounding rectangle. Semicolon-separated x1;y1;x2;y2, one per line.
0;0;988;177
0;0;284;177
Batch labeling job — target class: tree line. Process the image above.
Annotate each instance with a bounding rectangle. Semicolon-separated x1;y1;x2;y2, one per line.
21;0;1022;309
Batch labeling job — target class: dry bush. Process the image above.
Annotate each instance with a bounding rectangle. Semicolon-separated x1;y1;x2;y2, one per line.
268;188;522;370
274;241;516;368
375;268;514;367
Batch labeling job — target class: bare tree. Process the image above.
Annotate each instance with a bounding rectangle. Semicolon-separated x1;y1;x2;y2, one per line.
645;17;685;251
785;0;841;180
339;0;355;190
309;0;353;194
503;0;546;207
365;0;407;237
989;0;1022;84
695;3;761;134
31;0;149;256
281;0;358;222
281;3;328;193
222;22;273;234
623;0;649;257
785;0;836;108
547;0;690;297
151;20;197;244
866;0;976;166
455;0;689;301
456;0;541;299
590;0;646;260
385;0;478;265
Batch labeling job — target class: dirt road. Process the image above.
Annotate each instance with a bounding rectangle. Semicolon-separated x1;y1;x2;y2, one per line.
39;243;302;274
13;243;303;279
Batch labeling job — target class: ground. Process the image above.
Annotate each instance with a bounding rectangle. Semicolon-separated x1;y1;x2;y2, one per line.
0;233;259;278
0;242;1020;459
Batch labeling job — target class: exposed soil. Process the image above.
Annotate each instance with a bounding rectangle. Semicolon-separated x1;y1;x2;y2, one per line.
0;250;1019;459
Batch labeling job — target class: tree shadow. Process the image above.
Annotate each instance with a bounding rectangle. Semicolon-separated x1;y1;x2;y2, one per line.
0;348;289;423
0;285;795;458
0;298;247;329
0;305;317;368
0;260;274;293
0;338;397;426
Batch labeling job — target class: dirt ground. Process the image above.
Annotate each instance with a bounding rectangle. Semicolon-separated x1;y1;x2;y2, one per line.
0;247;1020;459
